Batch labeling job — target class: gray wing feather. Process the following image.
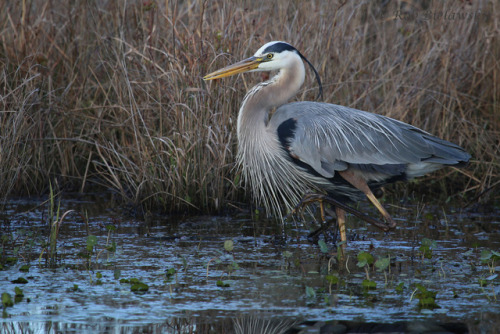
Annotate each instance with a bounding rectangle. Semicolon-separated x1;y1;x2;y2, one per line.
269;101;469;178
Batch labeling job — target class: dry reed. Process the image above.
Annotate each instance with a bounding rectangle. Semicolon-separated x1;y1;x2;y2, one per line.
0;0;498;214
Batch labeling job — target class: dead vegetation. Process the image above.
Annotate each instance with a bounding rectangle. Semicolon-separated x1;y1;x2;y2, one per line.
0;0;498;213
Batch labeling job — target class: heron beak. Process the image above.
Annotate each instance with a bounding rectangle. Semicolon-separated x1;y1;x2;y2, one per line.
203;56;262;80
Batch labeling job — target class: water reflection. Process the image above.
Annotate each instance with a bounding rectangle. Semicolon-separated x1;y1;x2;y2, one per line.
3;316;493;333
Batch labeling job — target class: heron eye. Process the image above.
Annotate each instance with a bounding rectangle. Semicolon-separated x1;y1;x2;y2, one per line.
267;53;273;59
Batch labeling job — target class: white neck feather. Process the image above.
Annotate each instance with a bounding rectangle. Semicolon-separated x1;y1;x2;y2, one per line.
235;56;309;217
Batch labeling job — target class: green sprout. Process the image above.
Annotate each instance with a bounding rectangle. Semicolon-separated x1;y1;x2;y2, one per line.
419;238;437;260
412;283;439;309
357;251;376;290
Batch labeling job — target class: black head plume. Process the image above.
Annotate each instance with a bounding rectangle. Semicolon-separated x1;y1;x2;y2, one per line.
296;50;323;101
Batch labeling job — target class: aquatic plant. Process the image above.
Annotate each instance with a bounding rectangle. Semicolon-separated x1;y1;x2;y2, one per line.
165;268;176;282
357;251;375;282
1;292;13;308
131;282;149;293
411;283;440;309
375;255;391;286
305;286;316;299
76;222;117;276
10;277;28;284
207;239;240;285
40;183;90;267
119;277;150;293
419;238;437;260
480;249;500;274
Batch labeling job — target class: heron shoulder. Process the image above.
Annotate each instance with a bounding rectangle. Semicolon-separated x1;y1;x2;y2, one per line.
270;101;385;129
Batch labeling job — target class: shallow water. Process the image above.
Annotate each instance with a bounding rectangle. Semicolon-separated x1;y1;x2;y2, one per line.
0;195;499;333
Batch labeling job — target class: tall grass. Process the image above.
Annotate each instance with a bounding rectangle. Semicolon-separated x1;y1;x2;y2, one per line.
0;0;498;213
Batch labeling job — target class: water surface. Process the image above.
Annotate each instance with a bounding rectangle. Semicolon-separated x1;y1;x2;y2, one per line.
1;195;498;333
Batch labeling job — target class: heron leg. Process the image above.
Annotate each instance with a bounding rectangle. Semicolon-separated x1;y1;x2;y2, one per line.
290;193;332;242
290;193;390;231
306;202;346;255
339;170;397;229
334;207;347;258
336;207;347;250
290;193;390;252
304;197;336;242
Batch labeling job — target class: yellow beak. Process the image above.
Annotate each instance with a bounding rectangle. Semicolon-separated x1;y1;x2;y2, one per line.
203;56;262;80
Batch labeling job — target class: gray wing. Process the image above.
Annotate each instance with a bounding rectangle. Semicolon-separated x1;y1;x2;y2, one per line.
269;101;470;179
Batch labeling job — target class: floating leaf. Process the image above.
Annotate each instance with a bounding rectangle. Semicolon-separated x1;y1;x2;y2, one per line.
216;280;230;287
105;224;116;232
418;297;439;308
11;277;28;284
114;269;121;280
230;262;239;271
1;293;13;307
86;235;98;251
362;279;377;290
415;284;439;309
480;250;492;262
19;265;30;273
463;249;473;256
68;284;80;292
326;275;339;285
357;251;374;267
224;240;234;252
419;243;433;259
14;287;23;297
305;286;316;298
165;268;176;278
107;241;117;252
131;282;149;292
421;238;437;248
419;239;436;260
481;249;500;263
478;279;487;287
318;240;329;254
395;282;404;293
375;256;390;272
491;250;500;258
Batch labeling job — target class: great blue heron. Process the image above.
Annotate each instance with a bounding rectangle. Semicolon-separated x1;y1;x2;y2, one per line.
204;41;470;245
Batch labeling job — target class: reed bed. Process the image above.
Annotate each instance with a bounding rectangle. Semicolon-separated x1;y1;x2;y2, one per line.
0;0;498;214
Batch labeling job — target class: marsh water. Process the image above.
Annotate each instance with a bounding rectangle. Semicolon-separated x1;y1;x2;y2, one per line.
0;194;499;333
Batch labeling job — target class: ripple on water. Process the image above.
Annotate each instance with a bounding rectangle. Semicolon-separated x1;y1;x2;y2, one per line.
0;196;498;333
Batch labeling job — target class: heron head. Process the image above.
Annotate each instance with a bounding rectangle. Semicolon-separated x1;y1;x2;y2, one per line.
203;41;323;100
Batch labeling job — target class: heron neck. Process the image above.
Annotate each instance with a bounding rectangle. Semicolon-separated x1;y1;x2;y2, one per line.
235;58;308;218
237;59;305;138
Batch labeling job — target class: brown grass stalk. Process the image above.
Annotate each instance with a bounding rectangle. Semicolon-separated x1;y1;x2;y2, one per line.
0;0;498;214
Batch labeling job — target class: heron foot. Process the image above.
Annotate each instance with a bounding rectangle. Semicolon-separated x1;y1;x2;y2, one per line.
291;193;392;231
